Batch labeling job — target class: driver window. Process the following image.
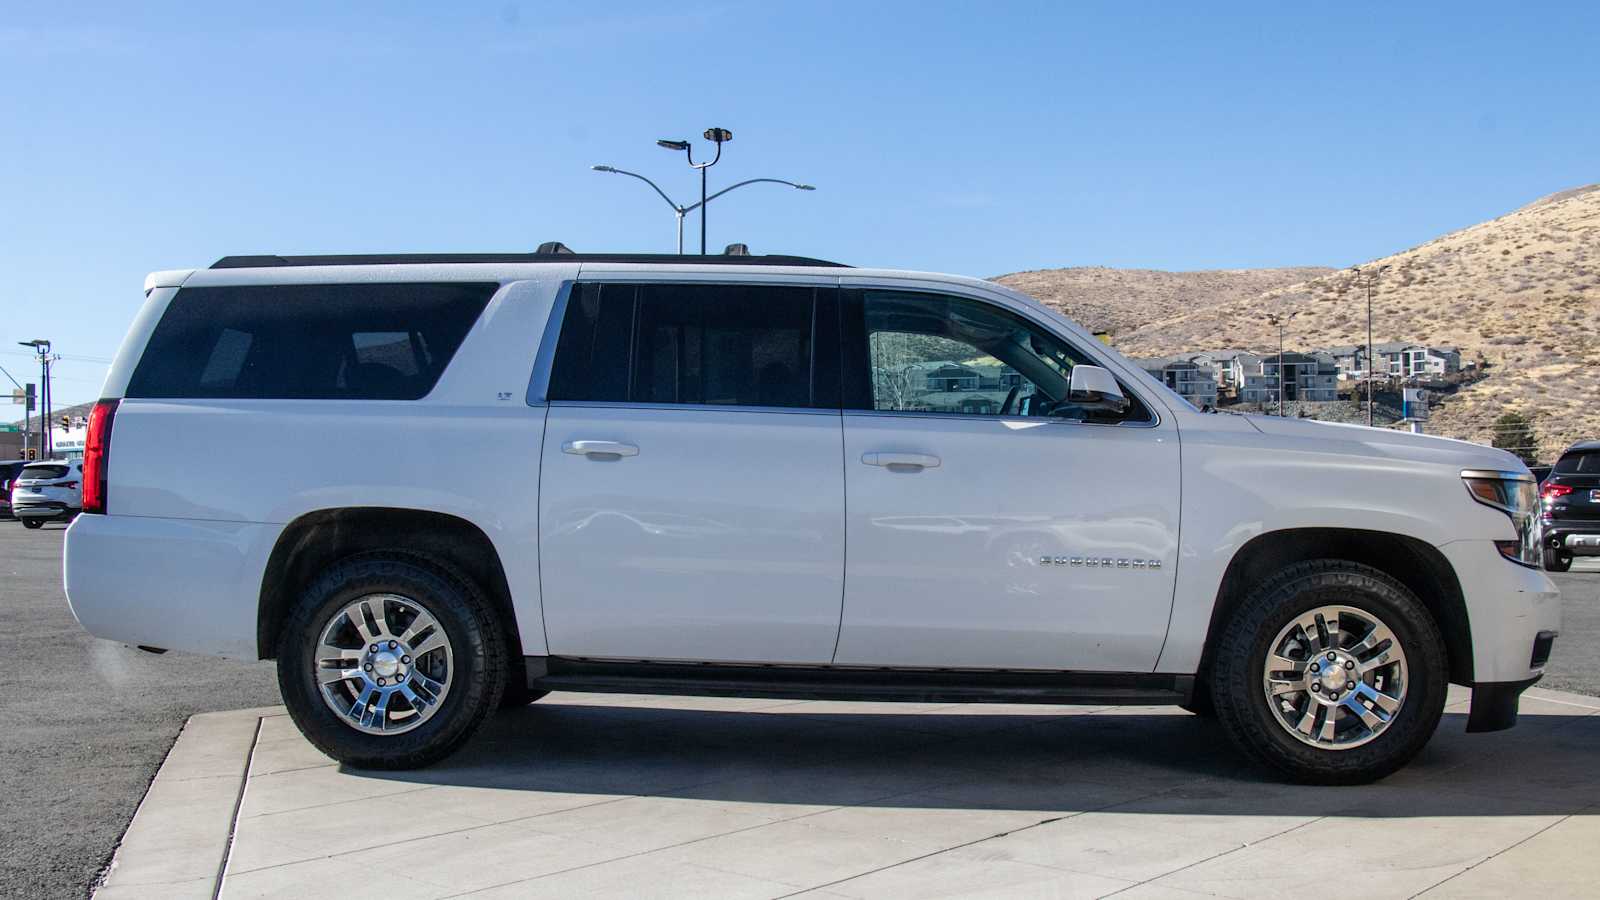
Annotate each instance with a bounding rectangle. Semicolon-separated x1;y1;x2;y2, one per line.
861;291;1141;422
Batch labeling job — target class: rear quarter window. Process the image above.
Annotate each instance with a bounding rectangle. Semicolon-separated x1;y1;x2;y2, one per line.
126;283;498;400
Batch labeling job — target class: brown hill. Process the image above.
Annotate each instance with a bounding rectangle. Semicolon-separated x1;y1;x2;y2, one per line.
992;266;1334;338
1028;186;1598;461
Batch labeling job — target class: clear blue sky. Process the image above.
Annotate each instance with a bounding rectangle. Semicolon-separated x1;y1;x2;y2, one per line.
3;1;1597;409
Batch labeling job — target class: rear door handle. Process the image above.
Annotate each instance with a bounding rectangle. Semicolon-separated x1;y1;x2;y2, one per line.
562;440;639;459
861;452;940;469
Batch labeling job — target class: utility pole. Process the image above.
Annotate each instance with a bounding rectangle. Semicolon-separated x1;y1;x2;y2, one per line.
1349;265;1390;427
1265;312;1297;417
18;340;52;457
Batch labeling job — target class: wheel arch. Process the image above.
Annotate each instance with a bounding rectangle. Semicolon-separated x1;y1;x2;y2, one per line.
257;508;525;676
1198;527;1472;687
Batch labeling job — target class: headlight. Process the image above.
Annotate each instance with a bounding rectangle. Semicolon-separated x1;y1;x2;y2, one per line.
1462;469;1541;567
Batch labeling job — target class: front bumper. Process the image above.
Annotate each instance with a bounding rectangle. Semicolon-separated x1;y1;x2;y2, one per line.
1437;539;1562;686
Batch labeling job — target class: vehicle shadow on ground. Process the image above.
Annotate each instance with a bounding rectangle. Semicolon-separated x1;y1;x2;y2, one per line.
355;701;1600;820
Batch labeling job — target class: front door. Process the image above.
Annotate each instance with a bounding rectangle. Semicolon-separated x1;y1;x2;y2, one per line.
833;288;1181;671
537;280;846;664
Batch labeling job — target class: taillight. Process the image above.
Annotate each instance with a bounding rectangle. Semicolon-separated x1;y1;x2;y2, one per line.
83;399;119;514
60;482;80;490
1541;484;1573;501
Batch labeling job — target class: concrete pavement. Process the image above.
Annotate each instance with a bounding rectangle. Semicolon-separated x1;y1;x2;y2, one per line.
95;685;1600;899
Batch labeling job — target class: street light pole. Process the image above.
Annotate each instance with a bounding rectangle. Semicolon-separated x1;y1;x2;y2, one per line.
658;128;731;254
1349;265;1391;427
1265;312;1297;417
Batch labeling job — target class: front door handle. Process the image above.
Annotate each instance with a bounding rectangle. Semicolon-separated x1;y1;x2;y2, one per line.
861;452;940;469
562;440;639;459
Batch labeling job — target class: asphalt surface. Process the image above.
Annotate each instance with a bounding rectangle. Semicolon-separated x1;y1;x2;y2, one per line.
0;523;280;900
0;524;1596;899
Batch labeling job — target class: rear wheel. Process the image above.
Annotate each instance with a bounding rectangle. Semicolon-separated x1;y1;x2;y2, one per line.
1543;545;1573;573
277;552;505;769
1210;560;1447;785
21;519;42;530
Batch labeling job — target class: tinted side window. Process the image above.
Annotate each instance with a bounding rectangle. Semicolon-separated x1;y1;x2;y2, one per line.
126;283;497;400
548;283;833;409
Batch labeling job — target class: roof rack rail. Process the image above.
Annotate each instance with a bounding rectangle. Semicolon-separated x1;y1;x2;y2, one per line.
210;252;849;269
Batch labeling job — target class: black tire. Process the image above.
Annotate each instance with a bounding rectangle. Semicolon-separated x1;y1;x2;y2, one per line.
21;519;42;530
1209;559;1448;785
276;552;506;769
1543;545;1572;573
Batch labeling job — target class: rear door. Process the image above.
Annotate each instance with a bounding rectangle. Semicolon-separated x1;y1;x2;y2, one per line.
536;280;847;664
833;286;1181;671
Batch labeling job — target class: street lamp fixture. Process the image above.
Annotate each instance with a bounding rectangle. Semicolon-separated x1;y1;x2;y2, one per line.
594;127;813;254
657;126;735;254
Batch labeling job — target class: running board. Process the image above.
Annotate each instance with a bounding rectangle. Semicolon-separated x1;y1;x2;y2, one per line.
527;657;1191;706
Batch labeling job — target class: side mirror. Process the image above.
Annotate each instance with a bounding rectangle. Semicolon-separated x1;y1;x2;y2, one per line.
1067;365;1130;414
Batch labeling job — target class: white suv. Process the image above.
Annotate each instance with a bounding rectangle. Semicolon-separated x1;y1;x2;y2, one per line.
13;459;84;528
63;252;1561;783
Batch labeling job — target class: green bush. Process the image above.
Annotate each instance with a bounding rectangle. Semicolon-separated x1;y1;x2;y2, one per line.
1490;411;1540;466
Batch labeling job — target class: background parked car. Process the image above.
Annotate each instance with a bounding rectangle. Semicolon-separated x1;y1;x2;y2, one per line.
0;459;28;519
1540;440;1600;572
11;460;84;529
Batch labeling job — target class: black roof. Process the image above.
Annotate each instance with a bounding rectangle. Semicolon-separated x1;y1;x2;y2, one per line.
211;253;849;269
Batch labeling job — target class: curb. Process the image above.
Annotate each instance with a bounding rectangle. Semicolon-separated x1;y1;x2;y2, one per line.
93;707;282;900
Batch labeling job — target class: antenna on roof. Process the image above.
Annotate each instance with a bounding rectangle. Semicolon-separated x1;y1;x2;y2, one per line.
536;241;575;255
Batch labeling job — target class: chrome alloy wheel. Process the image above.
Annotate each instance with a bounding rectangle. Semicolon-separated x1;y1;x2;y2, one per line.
315;593;454;735
1261;604;1408;750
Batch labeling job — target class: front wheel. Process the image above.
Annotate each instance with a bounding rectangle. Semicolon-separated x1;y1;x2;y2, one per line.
277;552;506;769
21;519;43;530
1209;560;1448;785
1543;545;1572;573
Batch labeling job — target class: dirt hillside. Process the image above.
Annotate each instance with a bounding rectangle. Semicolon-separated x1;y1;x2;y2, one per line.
996;185;1600;460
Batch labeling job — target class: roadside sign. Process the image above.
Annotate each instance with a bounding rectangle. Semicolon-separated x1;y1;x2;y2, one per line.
0;424;19;432
9;388;22;404
1402;387;1430;421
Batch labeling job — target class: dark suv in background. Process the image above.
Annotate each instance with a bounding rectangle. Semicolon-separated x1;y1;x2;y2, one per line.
0;459;28;519
1541;440;1600;571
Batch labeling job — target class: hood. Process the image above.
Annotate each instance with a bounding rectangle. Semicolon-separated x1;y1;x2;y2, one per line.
1240;414;1526;472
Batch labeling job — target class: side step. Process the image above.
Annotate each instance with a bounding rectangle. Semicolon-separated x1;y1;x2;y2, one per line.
528;657;1191;706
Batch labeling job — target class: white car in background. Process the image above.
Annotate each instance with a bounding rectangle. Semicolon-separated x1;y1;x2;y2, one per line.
61;250;1561;784
12;459;84;529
